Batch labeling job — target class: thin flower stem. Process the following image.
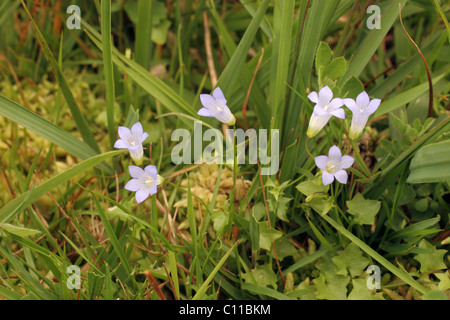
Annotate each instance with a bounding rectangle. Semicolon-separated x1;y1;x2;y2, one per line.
350;139;371;178
305;137;314;159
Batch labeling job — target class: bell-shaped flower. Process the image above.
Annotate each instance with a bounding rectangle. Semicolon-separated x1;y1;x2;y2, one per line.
307;86;345;137
343;91;381;139
198;87;236;126
125;165;163;203
315;145;354;185
114;122;148;165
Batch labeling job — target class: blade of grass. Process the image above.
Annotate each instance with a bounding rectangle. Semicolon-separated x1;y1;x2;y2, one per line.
339;0;408;86
322;214;428;295
19;0;100;153
0;150;122;223
192;240;239;300
100;0;116;147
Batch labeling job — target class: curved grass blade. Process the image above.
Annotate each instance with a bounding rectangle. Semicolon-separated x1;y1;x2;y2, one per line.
0;95;112;174
20;0;100;153
0;150;122;223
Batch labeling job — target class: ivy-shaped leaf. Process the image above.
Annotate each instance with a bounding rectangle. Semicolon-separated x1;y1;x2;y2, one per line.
414;239;447;274
259;221;283;251
346;193;381;225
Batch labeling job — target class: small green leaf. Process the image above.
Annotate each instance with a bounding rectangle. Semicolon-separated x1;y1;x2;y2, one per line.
340;76;364;99
242;264;277;289
313;272;350;300
346;193;381;225
324;57;346;79
347;278;383;300
309;195;334;216
211;210;228;236
296;176;329;197
413;239;447;274
315;41;332;73
435;272;450;291
259;221;283;251
332;243;370;277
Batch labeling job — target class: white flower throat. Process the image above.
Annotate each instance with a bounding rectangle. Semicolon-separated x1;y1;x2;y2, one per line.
325;161;339;174
145;176;154;187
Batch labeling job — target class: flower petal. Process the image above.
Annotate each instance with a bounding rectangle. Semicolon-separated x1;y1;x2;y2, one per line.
314;155;329;170
343;98;358;113
328;98;344;112
144;165;158;179
114;139;129;149
129;165;145;179
322;171;334;185
334;170;348;184
356;91;370;110
366;98;381;114
135;189;151;203
313;105;328;116
149;184;158;195
118;126;132;140
131;122;143;139
124;178;143;192
328;145;342;162
200;94;216;109
197;107;213;117
141;132;149;143
340;155;354;169
307;113;331;137
307;91;319;104
319;86;333;106
330;108;345;119
212;87;227;105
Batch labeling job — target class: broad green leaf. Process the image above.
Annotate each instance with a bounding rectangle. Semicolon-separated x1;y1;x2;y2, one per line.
421;290;448;300
324;57;347;80
0;223;41;237
346;193;381;225
315;41;332;74
374;72;448;117
407;140;450;184
340;76;365;99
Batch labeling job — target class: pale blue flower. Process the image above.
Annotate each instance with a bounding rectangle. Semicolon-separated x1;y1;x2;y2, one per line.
198;87;236;126
114;122;148;165
125;165;163;203
343;91;381;139
307;86;345;138
315;145;354;185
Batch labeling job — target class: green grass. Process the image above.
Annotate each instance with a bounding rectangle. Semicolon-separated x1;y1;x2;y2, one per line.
0;0;449;301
